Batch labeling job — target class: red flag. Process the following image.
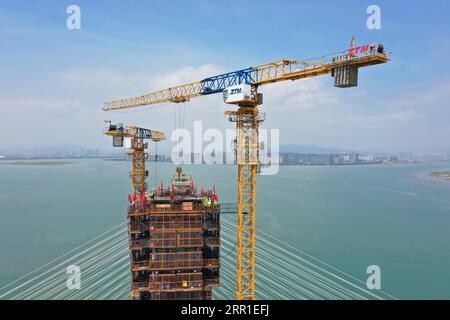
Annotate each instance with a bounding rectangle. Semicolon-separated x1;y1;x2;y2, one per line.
201;187;205;196
133;193;137;202
128;194;132;204
142;194;147;205
191;180;194;190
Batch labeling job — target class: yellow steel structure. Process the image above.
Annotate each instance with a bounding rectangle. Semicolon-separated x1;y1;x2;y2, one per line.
103;40;389;300
104;122;165;194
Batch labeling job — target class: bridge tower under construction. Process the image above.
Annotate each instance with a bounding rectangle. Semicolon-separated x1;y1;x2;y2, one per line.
128;169;221;300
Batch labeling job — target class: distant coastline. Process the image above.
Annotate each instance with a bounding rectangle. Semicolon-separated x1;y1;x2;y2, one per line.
430;171;450;181
2;156;450;168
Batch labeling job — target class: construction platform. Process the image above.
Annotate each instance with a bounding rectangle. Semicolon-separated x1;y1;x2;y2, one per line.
127;169;220;300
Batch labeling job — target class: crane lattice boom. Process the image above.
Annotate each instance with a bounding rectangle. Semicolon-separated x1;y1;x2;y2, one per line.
104;43;388;111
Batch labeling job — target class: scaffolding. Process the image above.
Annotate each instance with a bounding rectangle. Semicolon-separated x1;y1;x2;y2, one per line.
128;170;220;300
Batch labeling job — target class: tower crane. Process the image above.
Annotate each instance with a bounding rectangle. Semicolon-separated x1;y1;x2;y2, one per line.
104;121;166;194
103;39;389;300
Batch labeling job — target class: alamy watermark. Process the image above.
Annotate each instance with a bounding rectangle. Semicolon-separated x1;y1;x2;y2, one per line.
367;5;382;30
66;265;81;290
366;265;381;290
170;121;280;176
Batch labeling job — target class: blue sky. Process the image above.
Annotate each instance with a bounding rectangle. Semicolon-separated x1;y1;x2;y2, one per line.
1;0;450;153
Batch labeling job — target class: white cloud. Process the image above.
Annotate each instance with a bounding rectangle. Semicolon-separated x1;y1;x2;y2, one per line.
2;63;449;153
61;68;125;90
261;77;338;111
150;64;224;88
335;110;420;124
60;64;225;102
385;80;450;110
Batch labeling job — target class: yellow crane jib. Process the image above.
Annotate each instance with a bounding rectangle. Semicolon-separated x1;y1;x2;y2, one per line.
103;41;388;111
102;39;389;300
104;121;166;193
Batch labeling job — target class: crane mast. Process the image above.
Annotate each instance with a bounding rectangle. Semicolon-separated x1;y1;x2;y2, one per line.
224;89;265;299
103;40;389;300
104;122;165;194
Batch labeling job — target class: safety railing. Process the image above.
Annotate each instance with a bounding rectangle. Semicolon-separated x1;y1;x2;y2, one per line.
133;273;204;291
129;238;204;249
203;259;220;268
128;203;220;216
204;278;220;287
131;254;204;271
